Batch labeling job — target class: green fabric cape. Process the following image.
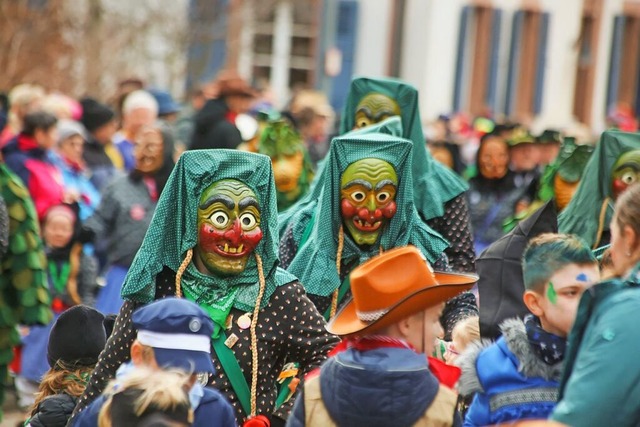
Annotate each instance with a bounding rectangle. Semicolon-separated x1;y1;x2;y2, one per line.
277;117;405;238
558;130;640;248
339;77;468;220
286;132;449;297
120;150;297;310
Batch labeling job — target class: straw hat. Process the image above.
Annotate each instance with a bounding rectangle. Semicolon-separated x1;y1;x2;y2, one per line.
327;246;478;337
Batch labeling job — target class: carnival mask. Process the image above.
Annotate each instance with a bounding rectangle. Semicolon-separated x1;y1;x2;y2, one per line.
611;149;640;200
354;93;401;129
479;136;509;180
340;158;398;246
258;121;307;208
196;179;263;276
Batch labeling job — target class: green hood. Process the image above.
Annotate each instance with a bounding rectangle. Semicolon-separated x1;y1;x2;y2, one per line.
339;77;468;219
277;117;405;238
121;150;296;309
558;130;640;248
286;132;449;297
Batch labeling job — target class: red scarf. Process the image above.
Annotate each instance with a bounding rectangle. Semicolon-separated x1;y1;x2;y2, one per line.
18;134;39;151
322;336;461;389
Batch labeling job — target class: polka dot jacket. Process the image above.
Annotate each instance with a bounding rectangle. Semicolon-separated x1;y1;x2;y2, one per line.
73;267;341;425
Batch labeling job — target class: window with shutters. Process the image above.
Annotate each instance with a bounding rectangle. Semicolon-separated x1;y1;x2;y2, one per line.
453;5;502;117
606;4;640;120
573;0;603;125
504;9;549;121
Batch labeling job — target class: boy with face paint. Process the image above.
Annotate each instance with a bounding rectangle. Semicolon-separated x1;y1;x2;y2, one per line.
73;150;338;427
457;234;598;426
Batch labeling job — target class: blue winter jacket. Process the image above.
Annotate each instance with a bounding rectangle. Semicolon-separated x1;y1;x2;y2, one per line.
457;318;562;426
287;346;460;427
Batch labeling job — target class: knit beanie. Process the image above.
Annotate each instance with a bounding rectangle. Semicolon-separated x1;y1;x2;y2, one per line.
80;97;115;133
47;305;107;369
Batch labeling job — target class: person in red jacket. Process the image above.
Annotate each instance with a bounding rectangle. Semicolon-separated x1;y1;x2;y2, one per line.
2;111;74;220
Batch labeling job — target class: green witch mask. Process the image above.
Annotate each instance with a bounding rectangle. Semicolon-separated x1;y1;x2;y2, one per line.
354;93;401;129
258;120;313;210
196;179;264;276
611;149;640;200
340;158;398;245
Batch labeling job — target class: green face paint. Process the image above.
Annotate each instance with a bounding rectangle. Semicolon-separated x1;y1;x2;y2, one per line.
258;120;310;210
611;149;640;199
196;179;263;276
340;158;398;246
547;282;558;305
353;93;401;129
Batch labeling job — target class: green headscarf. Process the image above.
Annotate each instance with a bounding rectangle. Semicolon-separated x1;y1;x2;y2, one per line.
277;117;405;238
558;130;640;248
286;132;449;297
120;150;296;310
339;77;468;220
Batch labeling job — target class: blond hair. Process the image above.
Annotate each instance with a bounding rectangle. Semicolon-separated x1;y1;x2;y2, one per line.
98;367;192;427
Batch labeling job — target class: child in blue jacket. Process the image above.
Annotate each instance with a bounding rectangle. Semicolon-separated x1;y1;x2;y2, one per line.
457;234;599;426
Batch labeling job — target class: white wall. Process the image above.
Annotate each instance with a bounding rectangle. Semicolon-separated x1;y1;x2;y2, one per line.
402;0;467;123
352;0;393;78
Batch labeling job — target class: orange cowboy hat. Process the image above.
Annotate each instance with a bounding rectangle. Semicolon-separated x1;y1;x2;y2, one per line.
327;246;478;337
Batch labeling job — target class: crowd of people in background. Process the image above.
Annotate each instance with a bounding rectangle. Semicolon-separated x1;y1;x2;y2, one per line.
1;71;639;427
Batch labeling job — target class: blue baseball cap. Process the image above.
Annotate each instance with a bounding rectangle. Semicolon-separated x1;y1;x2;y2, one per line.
132;298;215;374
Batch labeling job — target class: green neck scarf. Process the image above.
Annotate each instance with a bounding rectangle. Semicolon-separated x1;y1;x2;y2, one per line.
48;260;71;294
120;150;297;307
558;131;640;248
339;77;468;219
286;132;449;297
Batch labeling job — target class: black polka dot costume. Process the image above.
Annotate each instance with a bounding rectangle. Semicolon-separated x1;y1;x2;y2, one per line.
75;267;339;424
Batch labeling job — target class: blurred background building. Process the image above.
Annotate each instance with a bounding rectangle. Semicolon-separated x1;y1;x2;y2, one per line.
2;0;640;133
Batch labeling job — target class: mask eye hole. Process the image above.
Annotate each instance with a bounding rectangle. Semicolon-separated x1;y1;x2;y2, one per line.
376;192;391;203
351;191;366;202
622;172;637;185
210;211;229;228
239;212;257;230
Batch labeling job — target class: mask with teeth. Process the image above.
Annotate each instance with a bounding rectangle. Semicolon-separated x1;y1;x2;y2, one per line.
340;158;398;246
353;93;401;130
196;179;264;276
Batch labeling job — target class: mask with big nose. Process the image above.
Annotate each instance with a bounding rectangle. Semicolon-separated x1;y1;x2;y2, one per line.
196;179;263;276
340;158;398;246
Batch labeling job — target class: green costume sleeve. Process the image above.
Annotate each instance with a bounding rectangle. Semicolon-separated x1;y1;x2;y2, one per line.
0;164;52;373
